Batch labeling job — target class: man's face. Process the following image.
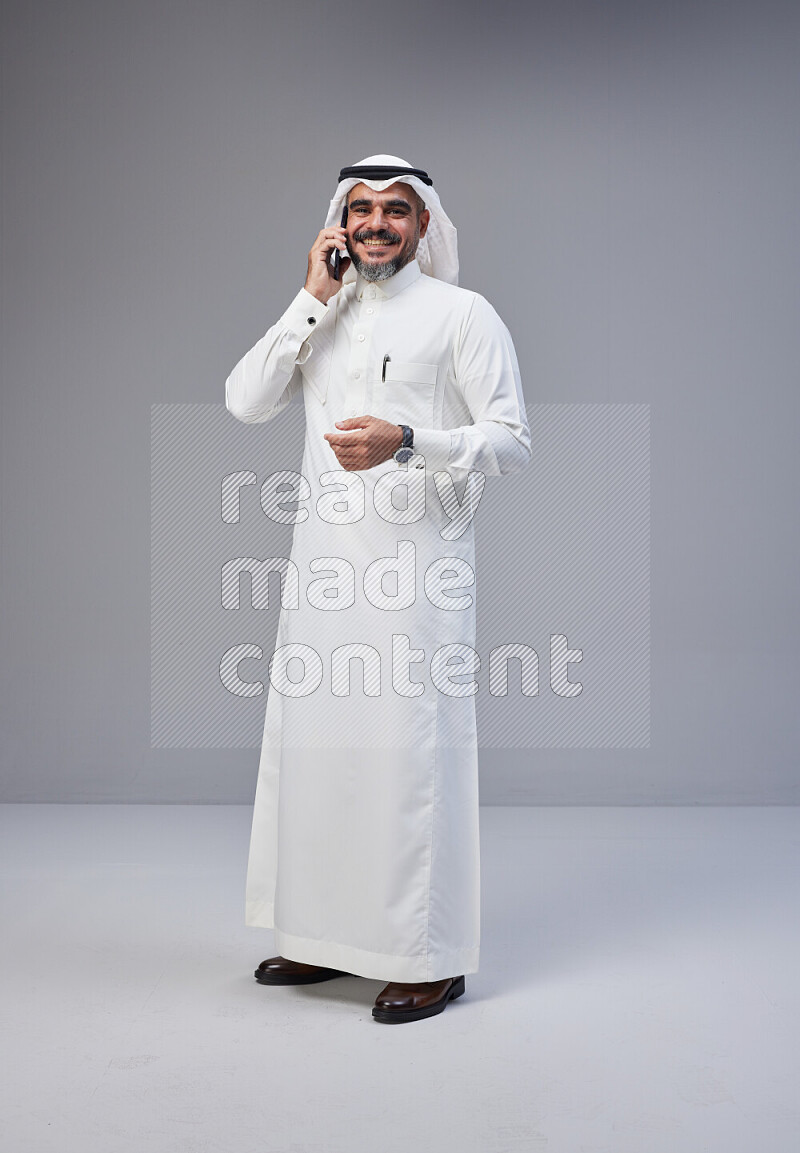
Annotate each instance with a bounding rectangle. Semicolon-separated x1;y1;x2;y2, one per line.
345;182;430;282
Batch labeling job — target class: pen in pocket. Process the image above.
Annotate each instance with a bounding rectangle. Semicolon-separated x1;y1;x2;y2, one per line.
381;355;391;382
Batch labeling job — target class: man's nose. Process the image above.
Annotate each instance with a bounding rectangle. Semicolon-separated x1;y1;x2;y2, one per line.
368;207;387;230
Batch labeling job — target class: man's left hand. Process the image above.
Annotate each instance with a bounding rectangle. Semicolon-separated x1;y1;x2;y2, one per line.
324;416;404;471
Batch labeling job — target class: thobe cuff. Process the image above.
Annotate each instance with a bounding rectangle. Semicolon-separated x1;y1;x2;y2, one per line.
278;288;329;364
410;427;452;471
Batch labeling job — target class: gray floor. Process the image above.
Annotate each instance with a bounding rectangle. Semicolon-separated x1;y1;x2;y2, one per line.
1;804;797;1152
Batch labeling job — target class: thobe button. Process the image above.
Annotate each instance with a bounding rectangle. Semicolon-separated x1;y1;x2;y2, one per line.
307;317;316;325
354;371;361;379
366;307;374;315
357;333;366;342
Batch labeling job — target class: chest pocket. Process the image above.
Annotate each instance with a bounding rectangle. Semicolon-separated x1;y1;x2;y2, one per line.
377;360;438;428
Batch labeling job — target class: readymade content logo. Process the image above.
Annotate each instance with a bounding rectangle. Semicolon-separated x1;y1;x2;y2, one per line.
150;403;649;748
218;464;583;701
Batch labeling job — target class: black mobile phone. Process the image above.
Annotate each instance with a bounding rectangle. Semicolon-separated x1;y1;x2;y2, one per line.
332;203;349;280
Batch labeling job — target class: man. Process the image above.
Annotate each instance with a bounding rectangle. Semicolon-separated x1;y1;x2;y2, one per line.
225;154;531;1024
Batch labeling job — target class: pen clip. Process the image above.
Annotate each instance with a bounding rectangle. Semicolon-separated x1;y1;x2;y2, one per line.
382;354;391;382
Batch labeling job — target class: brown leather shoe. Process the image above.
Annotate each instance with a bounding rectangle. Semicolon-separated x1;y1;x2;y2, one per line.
372;975;466;1023
254;955;352;985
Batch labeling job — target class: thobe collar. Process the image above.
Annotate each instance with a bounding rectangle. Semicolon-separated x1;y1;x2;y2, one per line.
355;258;421;302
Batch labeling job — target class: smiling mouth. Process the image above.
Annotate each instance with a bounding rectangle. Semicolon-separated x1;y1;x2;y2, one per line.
354;233;401;251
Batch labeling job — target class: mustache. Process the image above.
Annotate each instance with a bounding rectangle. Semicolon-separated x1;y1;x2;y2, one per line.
352;228;402;245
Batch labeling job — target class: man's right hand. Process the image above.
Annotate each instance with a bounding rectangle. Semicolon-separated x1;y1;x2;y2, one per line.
304;227;351;305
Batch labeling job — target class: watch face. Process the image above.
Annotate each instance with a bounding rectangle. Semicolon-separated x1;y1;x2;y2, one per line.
394;447;414;464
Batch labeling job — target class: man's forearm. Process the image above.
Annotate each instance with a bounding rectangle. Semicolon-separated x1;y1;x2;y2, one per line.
225;289;327;423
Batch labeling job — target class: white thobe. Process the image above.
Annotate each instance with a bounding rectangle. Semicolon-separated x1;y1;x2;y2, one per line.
225;258;531;981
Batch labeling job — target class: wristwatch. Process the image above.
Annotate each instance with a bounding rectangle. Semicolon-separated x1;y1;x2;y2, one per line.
393;424;415;464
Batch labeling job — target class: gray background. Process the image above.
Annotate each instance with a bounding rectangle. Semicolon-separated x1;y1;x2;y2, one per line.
1;0;797;802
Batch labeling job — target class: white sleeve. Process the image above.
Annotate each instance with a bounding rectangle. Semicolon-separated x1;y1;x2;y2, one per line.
410;293;531;478
224;287;329;423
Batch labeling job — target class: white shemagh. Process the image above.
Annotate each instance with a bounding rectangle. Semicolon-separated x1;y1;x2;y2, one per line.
324;153;459;286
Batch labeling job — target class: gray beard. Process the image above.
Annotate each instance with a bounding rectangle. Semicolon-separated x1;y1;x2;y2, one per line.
348;221;421;282
351;252;405;282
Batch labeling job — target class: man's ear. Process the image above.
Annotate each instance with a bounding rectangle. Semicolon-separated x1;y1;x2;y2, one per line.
418;208;431;238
